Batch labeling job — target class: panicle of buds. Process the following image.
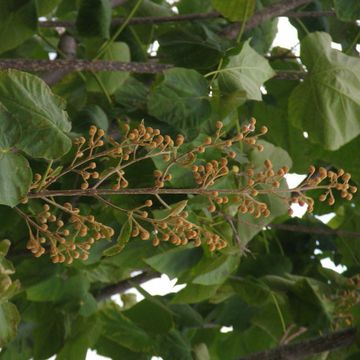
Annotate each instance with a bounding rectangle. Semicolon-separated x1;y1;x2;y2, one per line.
23;201;114;264
20;118;357;263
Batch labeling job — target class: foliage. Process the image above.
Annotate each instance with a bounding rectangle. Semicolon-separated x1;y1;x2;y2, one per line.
0;0;359;359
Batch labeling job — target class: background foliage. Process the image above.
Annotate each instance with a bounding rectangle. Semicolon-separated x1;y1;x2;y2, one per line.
0;0;360;359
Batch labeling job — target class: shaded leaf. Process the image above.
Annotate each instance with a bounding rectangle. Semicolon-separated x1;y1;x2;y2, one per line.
0;152;32;207
0;0;37;54
76;0;111;38
0;302;21;347
334;0;360;21
103;219;132;256
212;0;255;21
147;68;211;133
289;32;360;150
86;42;130;94
217;40;275;102
0;70;72;159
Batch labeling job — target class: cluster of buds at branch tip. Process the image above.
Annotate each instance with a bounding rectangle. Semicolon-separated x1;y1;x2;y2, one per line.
20;200;114;264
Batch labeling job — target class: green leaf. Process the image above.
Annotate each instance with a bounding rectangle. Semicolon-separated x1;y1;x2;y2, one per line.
0;239;11;257
0;302;21;347
172;284;219;304
0;152;32;207
0;70;72;159
100;303;153;352
76;0;111;38
74;105;109;132
36;0;62;16
212;0;255;21
56;316;101;360
217;40;275;101
192;255;240;286
86;42;130;94
114;77;149;113
147;68;211;133
157;330;193;360
145;247;202;279
26;276;64;302
0;107;20;150
334;0;360;21
0;0;37;54
289;32;360;150
103;219;132;256
124;298;174;334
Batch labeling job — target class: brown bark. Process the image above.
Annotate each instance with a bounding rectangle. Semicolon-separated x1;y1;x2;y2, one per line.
269;223;360;238
38;10;336;29
238;327;356;360
0;59;172;73
95;271;159;301
223;0;314;38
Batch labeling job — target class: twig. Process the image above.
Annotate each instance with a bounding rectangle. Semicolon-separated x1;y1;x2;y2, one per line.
268;223;360;238
222;0;314;38
38;9;336;29
95;271;159;301
0;59;306;79
237;327;356;360
0;59;172;73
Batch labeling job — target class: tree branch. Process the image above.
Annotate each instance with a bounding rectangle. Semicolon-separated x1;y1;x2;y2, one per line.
223;0;314;38
268;223;360;238
38;9;336;29
237;327;356;360
0;59;306;78
0;59;172;73
95;271;159;301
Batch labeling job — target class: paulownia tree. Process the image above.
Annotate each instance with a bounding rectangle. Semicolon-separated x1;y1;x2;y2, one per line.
0;0;360;359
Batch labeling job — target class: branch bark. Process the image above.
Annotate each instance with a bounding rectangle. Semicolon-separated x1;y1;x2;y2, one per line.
95;271;159;301
38;10;336;29
0;59;306;78
237;327;357;360
0;59;172;73
223;0;314;38
269;223;360;238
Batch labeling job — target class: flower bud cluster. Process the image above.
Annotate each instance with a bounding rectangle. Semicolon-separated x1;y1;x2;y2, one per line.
25;201;114;264
291;166;357;213
130;205;227;251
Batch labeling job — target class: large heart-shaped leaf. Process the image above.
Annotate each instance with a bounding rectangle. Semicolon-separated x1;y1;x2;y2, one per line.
86;42;130;94
0;302;20;347
0;152;32;207
0;70;72;159
76;0;111;38
289;32;360;150
147;68;211;132
217;40;275;102
334;0;360;21
0;0;37;54
212;0;255;21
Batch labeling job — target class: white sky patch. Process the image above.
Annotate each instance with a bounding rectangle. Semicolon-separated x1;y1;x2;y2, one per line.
220;326;234;333
271;17;300;56
315;213;336;224
321;258;347;273
285;173;308;218
147;40;160;57
331;42;342;51
114;274;186;303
